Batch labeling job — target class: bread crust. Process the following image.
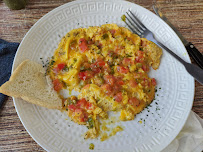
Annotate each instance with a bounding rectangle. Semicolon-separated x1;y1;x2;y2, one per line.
0;60;62;110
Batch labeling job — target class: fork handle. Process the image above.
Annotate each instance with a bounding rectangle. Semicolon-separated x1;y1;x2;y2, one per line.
155;41;203;85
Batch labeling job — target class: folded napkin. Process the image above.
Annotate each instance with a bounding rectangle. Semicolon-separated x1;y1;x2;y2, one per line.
163;111;203;152
0;39;202;152
0;39;19;108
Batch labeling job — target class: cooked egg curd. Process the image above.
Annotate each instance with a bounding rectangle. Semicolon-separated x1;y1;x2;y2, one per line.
47;24;162;139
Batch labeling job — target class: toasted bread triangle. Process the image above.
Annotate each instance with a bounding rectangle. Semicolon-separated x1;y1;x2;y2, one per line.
0;60;62;109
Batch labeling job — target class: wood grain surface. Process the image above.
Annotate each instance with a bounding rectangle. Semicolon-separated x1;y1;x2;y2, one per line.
0;0;203;151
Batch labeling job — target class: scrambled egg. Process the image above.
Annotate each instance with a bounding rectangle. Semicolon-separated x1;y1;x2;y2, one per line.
47;24;162;139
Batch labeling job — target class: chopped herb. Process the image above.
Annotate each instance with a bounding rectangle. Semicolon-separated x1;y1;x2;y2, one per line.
87;117;94;129
89;143;94;150
126;54;132;57
62;65;69;72
73;58;77;63
121;14;126;22
67;33;70;37
80;66;85;71
102;33;108;39
50;60;55;66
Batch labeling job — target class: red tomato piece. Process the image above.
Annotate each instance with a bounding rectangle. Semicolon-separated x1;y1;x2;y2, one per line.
79;38;88;53
68;104;76;111
101;84;113;95
122;58;132;65
135;51;144;63
86;102;93;110
78;71;93;80
117;66;129;74
114;92;123;102
129;80;137;88
78;71;87;80
104;75;116;86
113;84;122;93
80;112;88;122
57;63;66;70
129;97;140;107
75;108;83;115
151;78;157;86
97;60;105;67
92;68;101;73
142;64;149;72
52;79;63;91
117;80;124;85
76;98;87;109
110;29;116;35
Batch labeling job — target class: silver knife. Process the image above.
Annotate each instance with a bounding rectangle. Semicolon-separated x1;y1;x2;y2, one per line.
153;5;203;69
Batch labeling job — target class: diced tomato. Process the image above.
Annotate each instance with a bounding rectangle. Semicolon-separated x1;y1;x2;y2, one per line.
76;98;87;109
122;58;132;65
78;71;87;80
97;60;105;66
129;80;137;88
113;84;122;93
110;29;116;35
92;67;101;73
142;64;149;72
114;92;123;102
57;63;66;70
79;38;88;52
117;80;124;85
104;75;116;86
141;78;148;86
80;112;88;122
129;97;140;107
151;78;157;86
52;79;63;91
75;108;83;115
86;102;93;110
117;66;129;74
78;71;93;80
135;50;144;63
101;84;113;95
68;104;76;111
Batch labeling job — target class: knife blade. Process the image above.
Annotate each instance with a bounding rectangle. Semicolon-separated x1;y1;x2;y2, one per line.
153;5;203;69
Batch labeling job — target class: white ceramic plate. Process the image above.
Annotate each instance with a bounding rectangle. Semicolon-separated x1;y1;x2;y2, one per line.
12;0;194;151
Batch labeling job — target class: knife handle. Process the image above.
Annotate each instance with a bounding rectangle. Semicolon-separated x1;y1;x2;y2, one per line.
185;42;203;69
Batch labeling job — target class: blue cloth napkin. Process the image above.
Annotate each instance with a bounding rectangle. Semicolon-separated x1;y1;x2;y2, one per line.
0;39;19;108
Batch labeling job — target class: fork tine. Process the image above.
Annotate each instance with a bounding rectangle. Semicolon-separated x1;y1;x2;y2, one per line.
128;10;147;30
126;12;144;33
125;15;142;36
125;21;141;36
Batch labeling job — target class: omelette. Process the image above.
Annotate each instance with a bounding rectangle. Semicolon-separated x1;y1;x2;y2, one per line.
47;24;162;139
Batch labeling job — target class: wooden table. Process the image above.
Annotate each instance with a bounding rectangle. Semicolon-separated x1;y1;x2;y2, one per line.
0;0;202;151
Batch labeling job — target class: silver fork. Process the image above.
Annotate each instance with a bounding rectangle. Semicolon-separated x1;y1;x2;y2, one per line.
124;10;203;85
